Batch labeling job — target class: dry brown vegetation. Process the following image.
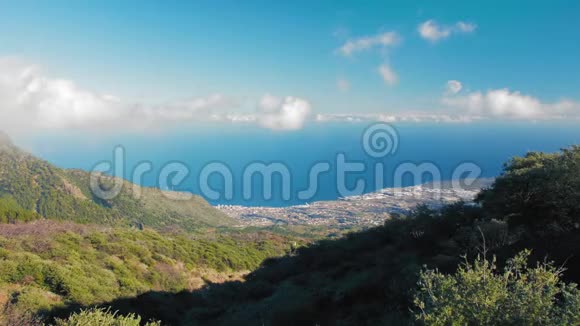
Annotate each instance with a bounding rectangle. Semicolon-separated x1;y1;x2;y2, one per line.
0;220;97;239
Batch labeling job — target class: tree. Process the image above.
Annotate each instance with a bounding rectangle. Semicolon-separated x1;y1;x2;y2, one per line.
477;146;580;234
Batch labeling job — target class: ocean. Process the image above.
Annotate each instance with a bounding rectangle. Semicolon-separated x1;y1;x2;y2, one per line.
18;121;580;207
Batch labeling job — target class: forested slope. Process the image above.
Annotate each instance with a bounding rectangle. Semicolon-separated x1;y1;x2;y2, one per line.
0;134;234;230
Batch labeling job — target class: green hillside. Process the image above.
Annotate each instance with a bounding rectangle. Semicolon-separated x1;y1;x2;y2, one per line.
0;136;234;230
0;220;298;325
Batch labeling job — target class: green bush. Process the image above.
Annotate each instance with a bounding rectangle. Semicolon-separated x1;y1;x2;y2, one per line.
414;250;580;325
54;308;160;326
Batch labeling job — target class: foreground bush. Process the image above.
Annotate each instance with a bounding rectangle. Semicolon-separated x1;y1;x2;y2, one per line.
414;250;580;325
54;308;160;326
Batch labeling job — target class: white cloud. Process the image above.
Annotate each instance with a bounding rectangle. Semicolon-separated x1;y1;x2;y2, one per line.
0;58;123;130
446;80;463;94
258;93;283;111
0;57;313;133
257;95;312;131
3;57;578;134
378;64;398;86
337;31;401;86
138;94;236;122
316;113;475;124
314;87;580;124
336;77;350;92
418;20;451;42
338;31;400;56
418;20;477;42
443;88;580;120
456;21;477;33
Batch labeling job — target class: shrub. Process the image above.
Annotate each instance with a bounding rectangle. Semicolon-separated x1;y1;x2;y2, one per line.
414;250;580;325
54;308;160;326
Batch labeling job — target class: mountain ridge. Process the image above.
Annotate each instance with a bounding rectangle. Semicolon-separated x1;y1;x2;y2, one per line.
0;137;234;230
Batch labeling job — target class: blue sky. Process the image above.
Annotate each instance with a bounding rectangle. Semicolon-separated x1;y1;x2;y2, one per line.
0;0;579;133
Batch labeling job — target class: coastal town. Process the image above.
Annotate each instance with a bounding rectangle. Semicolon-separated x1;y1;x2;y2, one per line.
219;179;492;227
